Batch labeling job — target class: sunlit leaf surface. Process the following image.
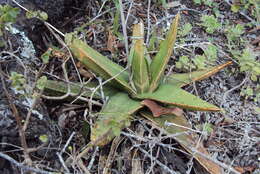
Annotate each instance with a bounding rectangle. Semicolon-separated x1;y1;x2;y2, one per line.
91;92;143;146
69;38;135;94
131;22;150;93
136;84;220;111
149;13;180;92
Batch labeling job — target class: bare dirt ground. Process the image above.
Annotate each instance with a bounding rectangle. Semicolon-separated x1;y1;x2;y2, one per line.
0;0;259;174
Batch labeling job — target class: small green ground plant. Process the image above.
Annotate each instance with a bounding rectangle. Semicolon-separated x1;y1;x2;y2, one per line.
10;71;26;90
44;14;232;173
200;15;221;34
176;44;218;71
179;23;192;37
235;48;260;82
0;4;19;47
193;0;214;6
222;16;259;102
0;4;19;36
225;23;245;43
224;24;260;82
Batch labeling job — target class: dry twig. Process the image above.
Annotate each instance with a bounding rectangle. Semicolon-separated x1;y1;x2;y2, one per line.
0;67;32;166
0;152;53;174
118;0;129;57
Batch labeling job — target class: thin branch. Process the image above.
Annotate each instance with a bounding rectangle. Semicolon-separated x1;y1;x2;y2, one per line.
137;147;178;174
125;0;134;26
88;66;129;113
44;22;83;85
0;67;32;166
76;7;116;32
76;130;112;161
190;148;240;174
97;0;108;15
12;0;65;37
23;64;46;131
87;146;99;170
41;59;71;100
0;51;27;77
221;75;248;108
146;0;152;45
102;137;121;173
118;0;129;57
57;132;75;172
0;152;54;174
164;121;202;133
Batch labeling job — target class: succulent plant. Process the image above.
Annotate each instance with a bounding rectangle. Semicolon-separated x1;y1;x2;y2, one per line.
44;13;231;173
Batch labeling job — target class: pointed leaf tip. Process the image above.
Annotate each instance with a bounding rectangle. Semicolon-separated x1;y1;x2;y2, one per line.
165;61;233;88
137;84;220;111
131;22;150;94
149;13;180;92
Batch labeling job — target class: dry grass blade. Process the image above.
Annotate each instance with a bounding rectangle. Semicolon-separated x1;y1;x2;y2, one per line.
131;124;144;174
131;151;144;174
102;136;122;174
98;149;107;174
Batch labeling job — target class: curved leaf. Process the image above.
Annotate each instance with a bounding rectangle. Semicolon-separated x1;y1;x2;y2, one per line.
43;80;117;98
91;92;143;146
165;61;232;87
131;22;150;93
69;38;135;94
141;112;222;174
136;84;220;111
149;13;180;92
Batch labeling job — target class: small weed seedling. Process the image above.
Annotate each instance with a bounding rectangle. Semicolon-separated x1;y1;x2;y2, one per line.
175;44;218;71
193;0;214;6
10;71;26;91
225;24;245;43
0;4;19;36
235;48;260;82
179;23;192;37
200;15;221;34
